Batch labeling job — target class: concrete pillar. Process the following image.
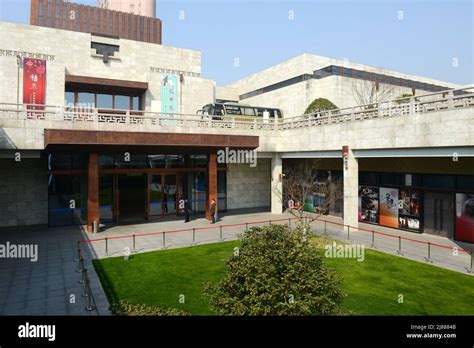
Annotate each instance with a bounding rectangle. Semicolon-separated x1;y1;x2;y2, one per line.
342;146;359;228
87;153;100;233
271;154;283;214
206;153;217;220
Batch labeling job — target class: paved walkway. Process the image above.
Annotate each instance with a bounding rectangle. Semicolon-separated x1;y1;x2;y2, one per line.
0;225;110;315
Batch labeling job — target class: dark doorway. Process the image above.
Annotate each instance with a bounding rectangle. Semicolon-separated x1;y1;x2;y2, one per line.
424;191;454;239
118;174;146;222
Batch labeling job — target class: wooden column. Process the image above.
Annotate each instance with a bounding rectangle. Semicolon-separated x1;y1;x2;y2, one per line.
206;154;218;220
87;153;100;232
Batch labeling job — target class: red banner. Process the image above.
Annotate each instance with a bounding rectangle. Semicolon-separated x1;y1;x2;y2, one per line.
23;58;46;117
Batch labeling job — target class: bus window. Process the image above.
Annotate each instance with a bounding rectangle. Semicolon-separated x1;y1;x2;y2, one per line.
225;105;242;115
242;107;256;116
256;108;265;116
214;104;224;116
276;110;282;118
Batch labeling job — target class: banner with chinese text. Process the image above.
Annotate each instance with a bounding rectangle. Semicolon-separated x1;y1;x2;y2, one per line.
23;58;46;114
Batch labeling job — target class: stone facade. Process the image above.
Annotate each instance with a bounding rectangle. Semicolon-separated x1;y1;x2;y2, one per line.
0;22;214;115
227;159;271;210
0;158;47;228
226;53;461;117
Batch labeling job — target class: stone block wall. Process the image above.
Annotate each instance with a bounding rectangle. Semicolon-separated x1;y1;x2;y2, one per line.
0;158;47;228
227;159;271;210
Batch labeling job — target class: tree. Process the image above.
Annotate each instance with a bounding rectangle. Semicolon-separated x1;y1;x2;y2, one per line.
281;159;343;220
350;78;397;109
394;93;419;104
304;98;338;114
205;224;345;316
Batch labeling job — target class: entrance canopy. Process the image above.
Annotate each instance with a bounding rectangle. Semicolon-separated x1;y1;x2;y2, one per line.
44;129;259;153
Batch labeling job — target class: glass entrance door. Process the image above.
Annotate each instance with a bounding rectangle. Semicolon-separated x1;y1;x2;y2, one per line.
149;174;178;217
424;191;454;238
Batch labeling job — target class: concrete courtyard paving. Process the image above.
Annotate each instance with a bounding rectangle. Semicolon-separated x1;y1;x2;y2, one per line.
1;208;472;316
0;224;110;316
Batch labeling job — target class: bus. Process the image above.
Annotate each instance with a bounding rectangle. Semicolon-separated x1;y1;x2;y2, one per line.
197;103;283;120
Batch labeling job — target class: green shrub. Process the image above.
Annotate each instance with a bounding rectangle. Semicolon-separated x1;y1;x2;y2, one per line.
205;224;345;315
305;98;338;114
110;300;190;316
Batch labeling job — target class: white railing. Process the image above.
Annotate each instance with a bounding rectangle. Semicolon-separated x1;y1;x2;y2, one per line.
0;86;472;132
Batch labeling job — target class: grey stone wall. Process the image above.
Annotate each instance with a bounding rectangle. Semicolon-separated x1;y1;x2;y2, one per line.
227;159;271;210
0;158;47;228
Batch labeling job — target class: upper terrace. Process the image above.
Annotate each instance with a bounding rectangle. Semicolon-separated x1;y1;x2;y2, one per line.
0;86;473;155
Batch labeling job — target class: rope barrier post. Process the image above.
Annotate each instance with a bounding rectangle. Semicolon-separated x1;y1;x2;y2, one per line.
76;255;84;273
305;216;308;225
82;269;89;297
347;226;350;241
269;220;272;226
324;220;327;235
398;236;402;255
105;237;108;255
371;230;375;248
427;242;432;263
245;222;248;232
133;234;136;253
470;252;473;274
219;225;223;241
192;228;196;245
74;241;80;262
288;218;291;229
78;265;85;284
162;231;166;249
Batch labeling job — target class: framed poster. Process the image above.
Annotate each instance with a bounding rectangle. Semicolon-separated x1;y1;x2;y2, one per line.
359;186;379;224
379;187;399;228
398;188;422;232
455;193;474;243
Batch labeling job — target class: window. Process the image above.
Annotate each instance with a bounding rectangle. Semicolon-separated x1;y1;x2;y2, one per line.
109;12;113;33
140;17;143;40
403;79;409;87
65;92;74;106
122;14;125;34
47;0;51;19
103;11;107;32
78;92;95;106
457;175;474;191
355;70;363;78
115;95;130;110
132;96;140;110
224;105;242;115
242;107;256;116
375;74;382;82
97;94;113;109
422;175;455;189
331;66;340;75
393;77;401;85
380;173;403;186
90;8;94;32
343;68;352;77
55;0;59;18
147;18;150;42
363;71;371;80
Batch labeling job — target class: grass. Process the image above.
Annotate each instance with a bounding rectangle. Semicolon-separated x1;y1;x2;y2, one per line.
93;240;474;315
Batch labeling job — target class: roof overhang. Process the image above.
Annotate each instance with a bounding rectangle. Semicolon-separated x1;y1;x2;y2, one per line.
44;129;259;154
65;75;148;95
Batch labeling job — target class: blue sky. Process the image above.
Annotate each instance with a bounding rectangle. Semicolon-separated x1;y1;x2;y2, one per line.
1;0;472;86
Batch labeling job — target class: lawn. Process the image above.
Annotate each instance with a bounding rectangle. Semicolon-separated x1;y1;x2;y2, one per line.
93;240;474;315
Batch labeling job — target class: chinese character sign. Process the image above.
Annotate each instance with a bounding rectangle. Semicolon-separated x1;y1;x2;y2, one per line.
160;73;179;115
23;58;46;111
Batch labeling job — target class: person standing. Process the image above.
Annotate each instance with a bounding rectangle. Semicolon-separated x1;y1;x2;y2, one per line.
210;199;216;224
184;199;190;223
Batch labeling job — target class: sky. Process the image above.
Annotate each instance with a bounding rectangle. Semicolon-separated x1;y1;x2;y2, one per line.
0;0;472;86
